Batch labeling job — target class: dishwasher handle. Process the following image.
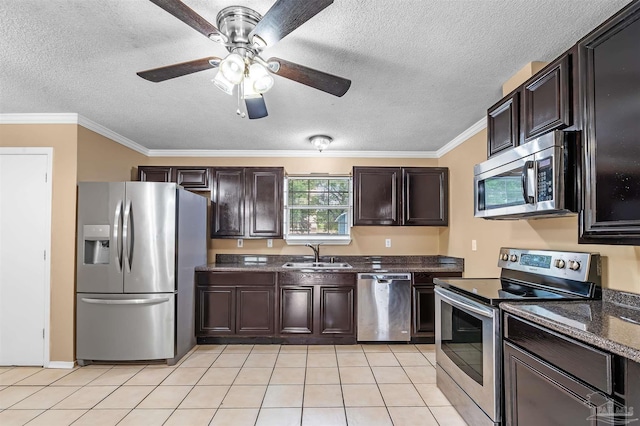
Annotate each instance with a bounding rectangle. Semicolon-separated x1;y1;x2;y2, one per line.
358;273;411;281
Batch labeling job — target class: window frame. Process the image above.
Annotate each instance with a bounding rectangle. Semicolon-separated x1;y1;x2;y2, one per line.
283;175;353;245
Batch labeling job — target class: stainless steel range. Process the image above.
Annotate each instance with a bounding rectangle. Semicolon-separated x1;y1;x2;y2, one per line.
433;248;602;426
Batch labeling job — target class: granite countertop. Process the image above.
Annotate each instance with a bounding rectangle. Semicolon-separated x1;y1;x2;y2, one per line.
196;254;464;274
501;290;640;363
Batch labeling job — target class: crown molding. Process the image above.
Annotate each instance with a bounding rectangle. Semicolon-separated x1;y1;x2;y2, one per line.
1;113;485;159
146;149;439;158
436;116;487;158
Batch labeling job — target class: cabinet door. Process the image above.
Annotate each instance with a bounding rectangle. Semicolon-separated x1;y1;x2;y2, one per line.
137;166;173;182
412;285;435;337
279;287;313;334
319;286;354;335
236;287;274;335
196;286;235;335
211;168;245;238
353;167;401;225
487;91;520;157
523;54;572;140
246;168;283;238
175;167;211;191
578;2;640;245
402;168;449;226
504;341;613;425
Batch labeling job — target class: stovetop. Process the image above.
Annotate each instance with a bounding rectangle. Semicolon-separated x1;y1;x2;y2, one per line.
433;248;603;306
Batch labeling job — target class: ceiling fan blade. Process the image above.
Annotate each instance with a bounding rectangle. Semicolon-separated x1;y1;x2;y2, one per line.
250;0;333;47
267;57;351;97
149;0;223;40
137;57;221;82
245;96;268;119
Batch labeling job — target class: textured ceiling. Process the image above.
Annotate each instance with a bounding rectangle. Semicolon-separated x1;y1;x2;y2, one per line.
0;0;632;154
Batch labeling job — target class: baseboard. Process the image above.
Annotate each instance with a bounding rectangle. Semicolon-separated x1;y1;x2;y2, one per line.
47;361;75;369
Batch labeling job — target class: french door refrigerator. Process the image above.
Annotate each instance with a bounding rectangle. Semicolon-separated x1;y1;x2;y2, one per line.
76;182;206;365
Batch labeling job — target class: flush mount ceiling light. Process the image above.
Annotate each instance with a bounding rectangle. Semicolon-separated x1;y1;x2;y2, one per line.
309;135;333;152
137;0;352;120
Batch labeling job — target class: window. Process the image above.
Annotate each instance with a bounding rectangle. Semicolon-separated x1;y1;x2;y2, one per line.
284;176;352;244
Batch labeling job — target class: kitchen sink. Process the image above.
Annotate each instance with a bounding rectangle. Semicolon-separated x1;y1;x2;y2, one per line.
282;262;352;270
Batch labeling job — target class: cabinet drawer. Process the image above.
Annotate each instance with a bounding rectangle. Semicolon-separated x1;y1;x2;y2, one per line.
196;271;275;286
504;313;612;393
278;272;356;286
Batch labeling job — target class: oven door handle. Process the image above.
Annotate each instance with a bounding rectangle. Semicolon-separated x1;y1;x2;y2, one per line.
435;286;496;319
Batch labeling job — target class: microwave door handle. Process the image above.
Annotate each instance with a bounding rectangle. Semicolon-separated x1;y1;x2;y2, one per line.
521;160;535;204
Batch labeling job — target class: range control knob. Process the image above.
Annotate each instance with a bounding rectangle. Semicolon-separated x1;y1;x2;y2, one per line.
568;260;581;271
554;259;566;269
509;254;518;262
500;253;509;261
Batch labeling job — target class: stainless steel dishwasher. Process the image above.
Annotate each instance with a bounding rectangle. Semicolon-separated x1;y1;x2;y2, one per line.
357;273;412;342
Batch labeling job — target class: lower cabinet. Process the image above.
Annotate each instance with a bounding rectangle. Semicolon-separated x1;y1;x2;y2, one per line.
503;313;617;425
412;272;461;342
278;272;356;343
196;272;275;338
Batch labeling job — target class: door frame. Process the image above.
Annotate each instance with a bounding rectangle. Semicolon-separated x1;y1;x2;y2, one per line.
0;147;53;367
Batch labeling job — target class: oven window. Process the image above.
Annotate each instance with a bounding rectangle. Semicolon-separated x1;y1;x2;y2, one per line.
441;306;484;385
480;172;524;210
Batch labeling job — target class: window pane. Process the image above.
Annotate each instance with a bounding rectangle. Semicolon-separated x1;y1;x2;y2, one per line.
329;191;349;205
290;191;309;205
309;179;329;192
309;191;328;206
329;180;349;192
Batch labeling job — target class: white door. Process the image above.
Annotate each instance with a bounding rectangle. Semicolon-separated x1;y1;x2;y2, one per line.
0;150;51;366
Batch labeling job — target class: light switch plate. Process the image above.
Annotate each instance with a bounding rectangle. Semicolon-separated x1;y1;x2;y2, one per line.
237;239;243;248
267;239;273;248
385;238;391;248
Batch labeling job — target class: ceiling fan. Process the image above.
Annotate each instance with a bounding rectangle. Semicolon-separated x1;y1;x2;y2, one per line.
137;0;352;119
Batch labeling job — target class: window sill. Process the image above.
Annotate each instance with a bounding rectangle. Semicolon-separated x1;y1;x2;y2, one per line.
284;236;352;246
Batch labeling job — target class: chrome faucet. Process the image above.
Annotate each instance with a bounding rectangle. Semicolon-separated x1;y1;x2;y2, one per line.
305;243;321;263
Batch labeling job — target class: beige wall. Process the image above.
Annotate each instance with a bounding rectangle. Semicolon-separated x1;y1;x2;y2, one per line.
0;124;78;362
77;127;147;181
145;156;442;261
438;129;640;293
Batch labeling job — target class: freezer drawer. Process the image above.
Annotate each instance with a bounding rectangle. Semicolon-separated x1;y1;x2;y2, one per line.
76;293;175;362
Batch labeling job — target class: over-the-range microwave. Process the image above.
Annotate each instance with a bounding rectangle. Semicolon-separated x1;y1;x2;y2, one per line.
474;130;580;220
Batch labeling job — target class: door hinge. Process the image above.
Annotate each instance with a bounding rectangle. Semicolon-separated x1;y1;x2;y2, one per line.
42;329;45;339
44;250;46;260
45;173;47;183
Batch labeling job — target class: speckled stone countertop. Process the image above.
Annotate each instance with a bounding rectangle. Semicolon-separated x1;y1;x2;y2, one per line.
501;289;640;363
195;254;464;274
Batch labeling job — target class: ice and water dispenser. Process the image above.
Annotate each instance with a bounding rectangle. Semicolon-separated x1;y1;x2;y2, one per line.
83;225;110;264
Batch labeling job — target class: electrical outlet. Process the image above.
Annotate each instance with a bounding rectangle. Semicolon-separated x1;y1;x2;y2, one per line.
472;240;477;251
385;238;391;248
267;239;273;248
237;239;243;248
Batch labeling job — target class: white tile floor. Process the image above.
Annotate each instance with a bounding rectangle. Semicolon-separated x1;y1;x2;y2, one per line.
0;344;467;426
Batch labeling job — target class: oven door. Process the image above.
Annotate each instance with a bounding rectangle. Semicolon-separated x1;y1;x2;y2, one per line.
435;286;500;422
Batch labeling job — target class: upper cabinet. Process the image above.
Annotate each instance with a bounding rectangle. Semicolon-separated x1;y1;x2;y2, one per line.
353;166;449;226
578;1;640;245
487;49;576;158
211;167;284;239
138;166;211;191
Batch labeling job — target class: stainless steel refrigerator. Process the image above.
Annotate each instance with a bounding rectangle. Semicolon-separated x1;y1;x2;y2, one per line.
76;182;207;365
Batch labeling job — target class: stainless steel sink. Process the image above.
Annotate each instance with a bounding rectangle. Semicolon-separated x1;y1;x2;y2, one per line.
282;262;352;269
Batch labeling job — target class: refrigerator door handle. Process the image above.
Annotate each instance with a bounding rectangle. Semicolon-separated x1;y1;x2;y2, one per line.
81;297;171;306
122;199;133;271
113;201;123;271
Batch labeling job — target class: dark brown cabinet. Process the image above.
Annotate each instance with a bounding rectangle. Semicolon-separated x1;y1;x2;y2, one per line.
412;272;461;342
195;272;275;339
137;166;211;191
211;167;284;239
578;1;640;245
487;50;575;158
503;313;616;425
487;91;520;157
353;167;449;227
278;272;356;343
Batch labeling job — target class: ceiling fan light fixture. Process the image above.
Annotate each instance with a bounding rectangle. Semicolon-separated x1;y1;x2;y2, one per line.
212;71;235;95
220;53;245;84
309;135;333;152
249;63;274;94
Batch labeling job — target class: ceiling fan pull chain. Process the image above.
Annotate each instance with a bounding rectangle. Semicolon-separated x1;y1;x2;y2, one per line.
236;84;246;118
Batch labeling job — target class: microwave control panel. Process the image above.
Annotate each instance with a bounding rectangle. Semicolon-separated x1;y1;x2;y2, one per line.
537;157;554;201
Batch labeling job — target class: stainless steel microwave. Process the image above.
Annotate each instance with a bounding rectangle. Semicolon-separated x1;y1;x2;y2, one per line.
474;131;580;219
